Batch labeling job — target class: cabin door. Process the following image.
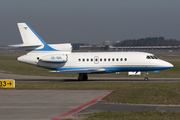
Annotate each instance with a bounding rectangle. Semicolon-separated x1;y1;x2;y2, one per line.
94;56;99;64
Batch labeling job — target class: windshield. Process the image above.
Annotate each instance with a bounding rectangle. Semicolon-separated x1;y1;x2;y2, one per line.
146;55;158;59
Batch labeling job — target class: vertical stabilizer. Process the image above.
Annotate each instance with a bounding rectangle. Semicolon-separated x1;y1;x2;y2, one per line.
18;23;43;46
9;23;46;47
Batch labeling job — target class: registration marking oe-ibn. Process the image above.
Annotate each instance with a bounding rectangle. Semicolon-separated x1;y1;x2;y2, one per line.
0;79;15;88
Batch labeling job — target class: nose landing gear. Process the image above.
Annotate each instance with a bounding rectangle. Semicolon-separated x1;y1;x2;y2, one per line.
144;71;149;81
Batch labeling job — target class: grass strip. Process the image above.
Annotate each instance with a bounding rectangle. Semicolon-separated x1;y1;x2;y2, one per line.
66;111;180;120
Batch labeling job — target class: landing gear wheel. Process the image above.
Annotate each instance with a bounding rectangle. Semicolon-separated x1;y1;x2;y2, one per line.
78;73;88;81
144;77;148;81
144;71;149;81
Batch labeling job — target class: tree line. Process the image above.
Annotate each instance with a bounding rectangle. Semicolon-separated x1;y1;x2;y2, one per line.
113;37;180;46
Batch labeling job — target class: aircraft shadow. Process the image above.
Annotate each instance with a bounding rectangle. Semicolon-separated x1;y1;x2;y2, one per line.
14;78;179;82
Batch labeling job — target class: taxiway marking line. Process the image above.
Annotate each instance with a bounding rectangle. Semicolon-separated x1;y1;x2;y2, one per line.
52;90;114;120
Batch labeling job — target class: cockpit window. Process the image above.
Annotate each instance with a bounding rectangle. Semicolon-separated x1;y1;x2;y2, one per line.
153;56;158;59
150;56;154;59
146;56;151;59
146;55;158;59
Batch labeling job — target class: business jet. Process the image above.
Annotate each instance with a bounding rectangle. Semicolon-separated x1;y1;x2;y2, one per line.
10;23;173;81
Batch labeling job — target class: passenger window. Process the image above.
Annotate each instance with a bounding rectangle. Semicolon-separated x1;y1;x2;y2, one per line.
108;58;110;61
125;58;127;61
95;59;98;61
100;58;102;61
104;58;106;61
120;58;123;61
78;59;81;61
116;58;119;61
91;58;93;61
83;59;85;62
112;58;114;61
87;59;89;62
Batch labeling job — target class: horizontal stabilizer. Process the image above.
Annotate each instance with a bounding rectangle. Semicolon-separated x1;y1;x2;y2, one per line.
59;68;106;73
9;44;41;48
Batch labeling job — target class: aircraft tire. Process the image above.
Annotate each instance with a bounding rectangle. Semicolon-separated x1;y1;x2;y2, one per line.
78;73;88;81
144;77;148;81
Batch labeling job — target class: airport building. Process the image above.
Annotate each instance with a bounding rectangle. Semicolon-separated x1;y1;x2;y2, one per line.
78;45;180;51
109;45;180;51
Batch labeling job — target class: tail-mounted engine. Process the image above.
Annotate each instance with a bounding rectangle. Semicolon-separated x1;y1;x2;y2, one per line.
40;54;67;63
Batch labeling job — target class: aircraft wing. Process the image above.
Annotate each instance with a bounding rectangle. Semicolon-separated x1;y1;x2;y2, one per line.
59;68;106;73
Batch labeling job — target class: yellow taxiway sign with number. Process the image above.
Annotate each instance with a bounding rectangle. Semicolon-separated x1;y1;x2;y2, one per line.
0;79;15;88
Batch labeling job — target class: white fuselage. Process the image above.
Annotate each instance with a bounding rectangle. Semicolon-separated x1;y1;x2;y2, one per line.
18;51;173;73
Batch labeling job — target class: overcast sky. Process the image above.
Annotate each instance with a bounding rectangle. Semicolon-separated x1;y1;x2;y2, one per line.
1;0;180;45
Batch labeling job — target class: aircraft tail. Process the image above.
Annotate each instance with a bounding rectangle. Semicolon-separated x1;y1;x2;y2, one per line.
10;23;44;47
9;23;72;52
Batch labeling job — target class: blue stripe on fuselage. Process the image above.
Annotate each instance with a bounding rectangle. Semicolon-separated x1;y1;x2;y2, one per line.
45;66;172;73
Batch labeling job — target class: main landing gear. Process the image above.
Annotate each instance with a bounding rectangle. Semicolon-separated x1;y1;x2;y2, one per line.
144;71;149;81
78;73;88;81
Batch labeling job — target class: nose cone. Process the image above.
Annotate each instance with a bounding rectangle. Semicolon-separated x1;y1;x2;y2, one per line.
160;60;173;69
166;62;173;68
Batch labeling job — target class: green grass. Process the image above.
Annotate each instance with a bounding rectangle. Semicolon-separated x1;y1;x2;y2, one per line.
103;82;180;105
67;111;180;120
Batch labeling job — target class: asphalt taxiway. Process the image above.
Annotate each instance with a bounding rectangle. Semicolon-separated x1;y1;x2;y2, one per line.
0;90;111;120
1;73;180;120
1;73;180;82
